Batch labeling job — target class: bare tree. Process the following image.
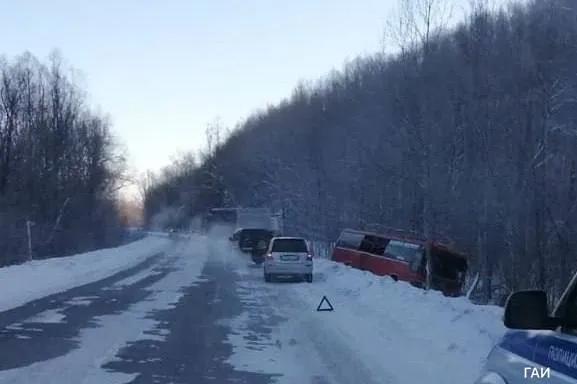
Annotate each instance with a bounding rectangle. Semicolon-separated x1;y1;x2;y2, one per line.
145;0;577;303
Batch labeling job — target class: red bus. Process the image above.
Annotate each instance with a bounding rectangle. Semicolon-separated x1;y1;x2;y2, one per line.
331;228;467;296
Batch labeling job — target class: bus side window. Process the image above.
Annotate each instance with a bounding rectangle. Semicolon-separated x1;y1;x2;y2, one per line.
359;235;388;256
409;249;426;272
337;231;364;250
385;240;423;267
371;236;389;256
359;236;375;254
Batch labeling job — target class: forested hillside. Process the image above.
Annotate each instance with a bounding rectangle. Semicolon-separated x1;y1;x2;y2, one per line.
0;53;125;264
144;0;577;303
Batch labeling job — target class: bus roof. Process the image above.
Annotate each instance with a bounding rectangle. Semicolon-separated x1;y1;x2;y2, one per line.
342;228;466;259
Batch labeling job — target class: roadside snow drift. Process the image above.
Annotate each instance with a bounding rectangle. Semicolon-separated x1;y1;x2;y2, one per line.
229;254;506;384
0;237;209;384
0;236;170;313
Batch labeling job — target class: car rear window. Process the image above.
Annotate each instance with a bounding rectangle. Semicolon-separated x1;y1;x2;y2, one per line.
271;239;308;253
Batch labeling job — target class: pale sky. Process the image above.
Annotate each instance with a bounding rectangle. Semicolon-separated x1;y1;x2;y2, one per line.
1;0;513;176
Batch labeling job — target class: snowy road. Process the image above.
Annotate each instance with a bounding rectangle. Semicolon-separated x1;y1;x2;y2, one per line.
0;235;505;384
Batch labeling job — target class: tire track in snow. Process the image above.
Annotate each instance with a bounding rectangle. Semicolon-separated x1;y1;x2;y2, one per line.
225;245;387;384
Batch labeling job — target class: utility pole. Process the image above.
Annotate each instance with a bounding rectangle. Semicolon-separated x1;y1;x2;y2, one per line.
26;220;34;261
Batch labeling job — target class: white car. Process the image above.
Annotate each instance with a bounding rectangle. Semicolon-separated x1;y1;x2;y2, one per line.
264;237;313;283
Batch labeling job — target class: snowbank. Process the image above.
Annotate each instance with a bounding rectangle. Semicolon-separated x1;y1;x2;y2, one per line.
229;254;506;384
0;236;170;313
308;259;506;382
0;237;209;384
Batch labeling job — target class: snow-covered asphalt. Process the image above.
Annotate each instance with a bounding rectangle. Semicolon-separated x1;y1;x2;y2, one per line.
0;234;506;384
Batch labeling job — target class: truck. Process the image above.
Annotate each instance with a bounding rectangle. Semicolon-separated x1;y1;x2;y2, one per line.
203;207;283;235
236;208;282;233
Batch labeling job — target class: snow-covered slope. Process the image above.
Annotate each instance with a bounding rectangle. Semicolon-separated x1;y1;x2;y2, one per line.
0;236;170;313
229;254;506;384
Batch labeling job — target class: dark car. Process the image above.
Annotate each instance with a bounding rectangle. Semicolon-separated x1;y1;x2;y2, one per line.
229;228;242;242
237;229;276;254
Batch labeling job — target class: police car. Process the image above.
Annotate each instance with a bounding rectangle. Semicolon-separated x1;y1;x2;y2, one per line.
476;274;577;383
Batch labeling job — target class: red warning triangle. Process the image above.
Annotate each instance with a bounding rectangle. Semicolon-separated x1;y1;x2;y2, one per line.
316;296;334;312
